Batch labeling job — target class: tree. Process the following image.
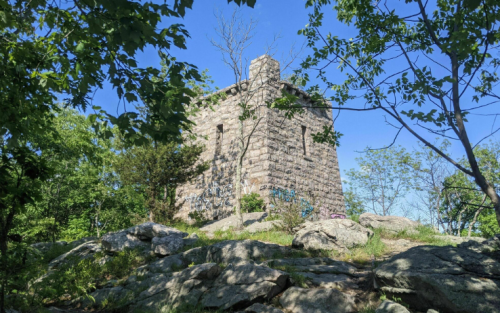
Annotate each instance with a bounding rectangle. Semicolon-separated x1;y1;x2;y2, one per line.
116;141;209;223
412;140;452;231
345;146;415;216
210;8;300;228
441;141;500;237
0;1;256;311
296;0;500;228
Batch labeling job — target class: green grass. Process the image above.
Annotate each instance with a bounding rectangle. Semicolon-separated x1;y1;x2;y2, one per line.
378;225;455;246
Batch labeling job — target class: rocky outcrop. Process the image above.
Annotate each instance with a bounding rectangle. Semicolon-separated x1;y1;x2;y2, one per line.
292;219;373;252
260;257;358;276
48;241;102;270
199;212;269;234
101;222;188;256
375;235;500;313
359;213;420;234
202;263;288;310
279;287;356;313
180;239;293;265
30;237;97;256
375;300;410;313
106;262;290;312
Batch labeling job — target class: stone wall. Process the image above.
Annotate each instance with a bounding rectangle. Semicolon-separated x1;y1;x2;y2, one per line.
175;55;344;221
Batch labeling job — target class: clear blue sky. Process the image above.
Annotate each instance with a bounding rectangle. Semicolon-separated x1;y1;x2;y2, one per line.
93;0;499;184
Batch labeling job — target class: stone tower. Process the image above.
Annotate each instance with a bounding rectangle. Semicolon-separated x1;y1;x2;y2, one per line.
176;55;345;221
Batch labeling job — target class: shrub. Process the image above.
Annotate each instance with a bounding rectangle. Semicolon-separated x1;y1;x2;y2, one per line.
241;193;265;213
269;197;307;234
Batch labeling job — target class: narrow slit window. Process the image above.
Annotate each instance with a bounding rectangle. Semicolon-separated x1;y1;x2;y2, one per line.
215;124;223;155
301;126;307;156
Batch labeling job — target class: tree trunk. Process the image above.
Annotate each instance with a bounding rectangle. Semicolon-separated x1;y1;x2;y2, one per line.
0;209;14;313
234;117;244;229
468;194;488;237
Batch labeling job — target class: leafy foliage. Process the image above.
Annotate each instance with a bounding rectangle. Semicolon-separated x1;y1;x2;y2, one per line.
345;146;416;216
115;140;209;224
295;0;500;229
241;192;265;213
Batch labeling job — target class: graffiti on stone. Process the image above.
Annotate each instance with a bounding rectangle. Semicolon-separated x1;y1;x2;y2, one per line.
185;181;233;212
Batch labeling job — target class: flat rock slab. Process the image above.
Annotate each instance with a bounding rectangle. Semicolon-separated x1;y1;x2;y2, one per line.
297;272;359;290
292;219;373;252
97;262;290;312
375;300;410;313
375;237;500;313
279;287;356;313
181;239;293;265
359;213;420;235
260;257;358;276
200;212;268;234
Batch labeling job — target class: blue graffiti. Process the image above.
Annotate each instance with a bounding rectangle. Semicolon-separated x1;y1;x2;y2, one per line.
270;187;313;218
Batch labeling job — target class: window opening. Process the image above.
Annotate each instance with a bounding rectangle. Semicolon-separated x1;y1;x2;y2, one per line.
301;126;307;156
215;124;223;155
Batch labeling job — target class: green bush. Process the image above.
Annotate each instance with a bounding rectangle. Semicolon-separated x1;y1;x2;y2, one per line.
242;193;265;213
269;197;306;234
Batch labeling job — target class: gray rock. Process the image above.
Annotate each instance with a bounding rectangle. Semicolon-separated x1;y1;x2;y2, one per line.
433;235;486;245
152;235;184;256
260;257;357;276
359;213;420;234
183;232;199;246
458;233;499;253
243;220;282;233
279;287;356;313
181;239;292;265
375;300;410;313
292;219;373;252
141;254;186;274
87;286;135;308
68;236;98;249
48;241;102;269
202;263;288;310
128;222;188;239
240;303;284;313
200;212;268;234
101;222;188;253
130;262;288;312
427;310;440;313
297;272;358;289
101;229;150;253
375;245;500;313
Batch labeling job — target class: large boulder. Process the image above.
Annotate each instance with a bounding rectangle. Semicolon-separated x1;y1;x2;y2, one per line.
279;287;356;313
127;262;289;312
292;219;373;252
359;213;420;234
101;222;188;255
201;263;288;310
200;212;268;234
375;235;500;313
